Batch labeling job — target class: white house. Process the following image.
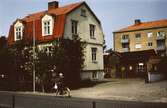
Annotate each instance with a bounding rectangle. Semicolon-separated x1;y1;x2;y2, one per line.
8;1;105;80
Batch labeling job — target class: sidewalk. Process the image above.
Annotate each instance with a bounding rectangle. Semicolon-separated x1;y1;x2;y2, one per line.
16;78;167;103
70;79;167;103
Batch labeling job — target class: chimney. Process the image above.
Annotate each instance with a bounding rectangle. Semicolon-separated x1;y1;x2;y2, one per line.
48;0;59;10
134;19;141;25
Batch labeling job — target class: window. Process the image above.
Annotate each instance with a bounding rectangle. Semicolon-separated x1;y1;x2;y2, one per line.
92;72;98;79
15;26;23;40
90;24;96;39
147;32;153;38
122;44;129;48
137;63;144;73
157;31;165;37
71;20;78;35
135;33;141;39
148;42;153;47
42;14;54;36
129;66;133;70
81;9;86;17
122;34;129;39
14;21;24;41
135;44;142;49
157;40;165;46
43;20;51;35
91;48;97;62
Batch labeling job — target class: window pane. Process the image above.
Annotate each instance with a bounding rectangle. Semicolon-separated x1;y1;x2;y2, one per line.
147;32;152;38
43;20;51;35
81;9;86;17
91;48;97;61
15;26;23;40
148;42;153;46
90;24;95;38
71;20;78;34
122;35;129;39
135;44;142;49
48;26;50;34
135;33;141;39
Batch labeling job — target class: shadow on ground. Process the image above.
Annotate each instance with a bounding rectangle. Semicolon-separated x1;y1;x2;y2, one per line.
71;79;110;90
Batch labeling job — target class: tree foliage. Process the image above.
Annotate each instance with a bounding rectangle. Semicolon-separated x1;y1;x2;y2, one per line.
0;36;85;91
8;39;33;90
36;37;85;91
56;37;85;88
0;37;12;90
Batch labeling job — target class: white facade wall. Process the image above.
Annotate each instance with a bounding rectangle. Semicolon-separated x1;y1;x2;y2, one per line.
64;4;104;80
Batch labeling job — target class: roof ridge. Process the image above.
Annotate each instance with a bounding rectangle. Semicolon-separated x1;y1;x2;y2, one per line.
21;1;84;22
114;19;167;33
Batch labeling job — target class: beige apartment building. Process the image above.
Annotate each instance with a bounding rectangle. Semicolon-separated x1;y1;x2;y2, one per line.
113;19;167;57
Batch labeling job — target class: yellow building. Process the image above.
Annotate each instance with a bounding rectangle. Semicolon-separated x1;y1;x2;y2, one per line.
113;19;167;57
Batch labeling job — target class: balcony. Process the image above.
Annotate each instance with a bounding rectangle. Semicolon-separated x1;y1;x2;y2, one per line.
156;45;166;51
121;38;129;43
156;36;166;40
122;48;130;52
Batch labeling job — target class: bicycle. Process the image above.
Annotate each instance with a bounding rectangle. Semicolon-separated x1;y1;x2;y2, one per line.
54;83;71;97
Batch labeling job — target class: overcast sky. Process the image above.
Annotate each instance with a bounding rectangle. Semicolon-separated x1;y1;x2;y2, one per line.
0;0;167;49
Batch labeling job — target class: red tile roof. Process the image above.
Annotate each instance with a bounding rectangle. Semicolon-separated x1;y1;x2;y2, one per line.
114;19;167;33
8;1;84;45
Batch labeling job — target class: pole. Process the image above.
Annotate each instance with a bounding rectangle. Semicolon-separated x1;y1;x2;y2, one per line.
33;19;36;92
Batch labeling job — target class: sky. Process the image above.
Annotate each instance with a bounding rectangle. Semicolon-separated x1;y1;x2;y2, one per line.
0;0;167;49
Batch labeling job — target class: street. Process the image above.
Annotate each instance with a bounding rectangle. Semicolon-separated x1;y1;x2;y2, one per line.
71;79;167;103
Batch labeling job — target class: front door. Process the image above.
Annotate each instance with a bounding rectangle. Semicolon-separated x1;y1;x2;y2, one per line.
136;62;146;78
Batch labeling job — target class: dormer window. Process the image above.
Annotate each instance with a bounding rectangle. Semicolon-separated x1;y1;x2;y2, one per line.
42;14;54;36
44;20;51;35
14;21;24;41
15;27;22;40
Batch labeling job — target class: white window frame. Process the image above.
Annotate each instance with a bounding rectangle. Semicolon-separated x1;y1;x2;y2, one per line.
137;63;144;73
147;32;153;38
90;24;96;39
43;20;51;35
148;42;153;47
122;34;129;39
14;21;24;41
91;48;97;63
71;20;78;35
42;14;54;36
135;33;141;39
135;44;142;49
157;31;165;37
92;71;98;79
81;9;86;17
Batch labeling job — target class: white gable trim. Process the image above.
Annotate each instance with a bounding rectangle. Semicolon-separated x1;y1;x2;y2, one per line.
42;14;54;36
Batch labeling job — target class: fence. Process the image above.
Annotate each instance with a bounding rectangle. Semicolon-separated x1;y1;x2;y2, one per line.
0;91;167;108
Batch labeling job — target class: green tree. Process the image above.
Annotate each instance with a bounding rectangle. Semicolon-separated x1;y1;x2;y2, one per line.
0;36;12;90
35;37;85;91
35;48;55;92
0;36;7;49
9;39;33;90
2;36;85;91
57;37;85;88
